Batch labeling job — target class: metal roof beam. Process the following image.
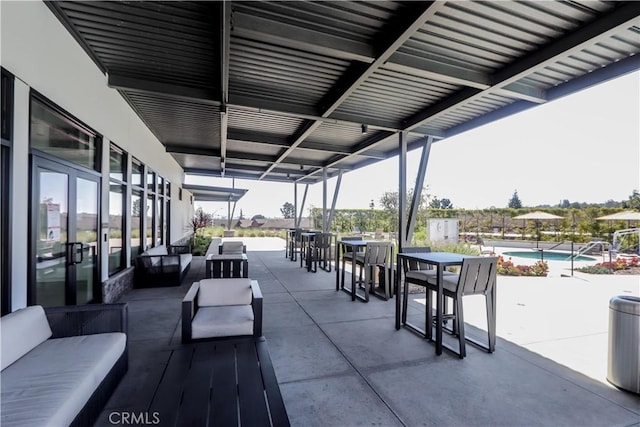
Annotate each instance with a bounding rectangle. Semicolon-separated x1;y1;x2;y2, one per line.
166;144;327;167
445;54;640;139
184;167;319;184
107;72;219;105
232;12;374;63
228;129;386;159
233;9;547;104
296;131;395;182
219;1;231;176
262;2;444;180
403;2;640;131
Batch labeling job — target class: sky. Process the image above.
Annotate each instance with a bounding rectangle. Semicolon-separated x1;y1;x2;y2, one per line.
189;71;640;219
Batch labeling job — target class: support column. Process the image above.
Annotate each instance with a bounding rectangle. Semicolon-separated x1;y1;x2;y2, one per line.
398;132;408;252
297;184;309;228
406;136;433;245
322;167;327;232
327;170;343;232
294;183;298;228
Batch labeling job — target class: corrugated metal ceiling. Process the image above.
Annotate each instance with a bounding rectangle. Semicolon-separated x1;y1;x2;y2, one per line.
47;0;640;185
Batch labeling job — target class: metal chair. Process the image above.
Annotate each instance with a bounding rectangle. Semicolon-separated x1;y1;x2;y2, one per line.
425;257;498;358
354;242;394;301
400;247;455;334
340;236;364;290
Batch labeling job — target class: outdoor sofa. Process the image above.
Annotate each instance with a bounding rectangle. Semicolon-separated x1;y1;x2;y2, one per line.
135;244;192;287
1;303;128;427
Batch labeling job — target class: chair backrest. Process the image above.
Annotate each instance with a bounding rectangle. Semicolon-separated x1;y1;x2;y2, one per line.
364;242;393;266
457;257;497;297
341;236;363;253
221;241;245;254
401;246;432;272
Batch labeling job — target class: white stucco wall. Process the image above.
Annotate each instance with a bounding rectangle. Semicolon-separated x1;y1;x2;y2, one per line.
1;1;194;306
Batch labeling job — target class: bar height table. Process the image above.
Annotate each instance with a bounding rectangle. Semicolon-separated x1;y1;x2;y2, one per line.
396;251;470;355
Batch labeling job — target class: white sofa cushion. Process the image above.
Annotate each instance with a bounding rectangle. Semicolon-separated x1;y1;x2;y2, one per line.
191;306;254;339
198;278;252;307
0;332;126;427
1;306;52;371
146;245;168;256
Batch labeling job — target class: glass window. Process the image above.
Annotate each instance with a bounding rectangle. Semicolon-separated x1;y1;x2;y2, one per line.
1;145;10;315
109;184;125;274
109;144;126;182
158;176;164;195
164;198;170;245
131;158;142;187
146;194;154;249
156;197;163;246
165;180;171;198
131;190;142;262
147;170;156;194
2;69;13;142
30;97;99;171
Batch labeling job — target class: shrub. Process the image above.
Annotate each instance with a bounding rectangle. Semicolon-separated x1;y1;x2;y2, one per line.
576;256;638;274
497;256;548;276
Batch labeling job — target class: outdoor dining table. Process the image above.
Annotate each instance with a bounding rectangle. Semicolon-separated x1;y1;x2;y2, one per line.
396;251;473;355
335;239;372;302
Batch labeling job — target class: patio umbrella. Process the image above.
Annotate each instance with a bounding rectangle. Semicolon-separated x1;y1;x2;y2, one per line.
595;211;640;221
513;211;564;247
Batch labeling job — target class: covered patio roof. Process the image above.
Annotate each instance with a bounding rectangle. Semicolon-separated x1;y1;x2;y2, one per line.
46;1;640;185
182;184;248;202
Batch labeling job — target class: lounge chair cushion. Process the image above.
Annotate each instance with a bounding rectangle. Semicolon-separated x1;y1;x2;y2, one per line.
221;241;244;254
1;306;52;371
197;278;252;307
406;269;455;283
0;332;126;427
191;306;254;338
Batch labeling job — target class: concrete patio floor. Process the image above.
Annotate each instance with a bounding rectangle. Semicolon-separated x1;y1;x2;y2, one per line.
97;237;640;426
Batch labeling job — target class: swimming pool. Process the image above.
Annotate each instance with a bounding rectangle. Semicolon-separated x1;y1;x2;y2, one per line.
503;251;596;262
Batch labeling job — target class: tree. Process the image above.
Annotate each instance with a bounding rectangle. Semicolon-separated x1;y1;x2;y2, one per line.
508;190;522;209
429;197;453;209
188;207;212;236
239;209;245;220
622;189;640;210
280;202;295;218
251;214;265;221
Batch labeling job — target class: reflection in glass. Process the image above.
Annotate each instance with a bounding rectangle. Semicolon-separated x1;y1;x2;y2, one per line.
156;197;163;246
146;194;154;249
36;170;68;307
131;159;142;187
131;191;142;263
147;170;155;194
76;178;98;304
110;145;125;182
30;98;98;171
109;185;125;274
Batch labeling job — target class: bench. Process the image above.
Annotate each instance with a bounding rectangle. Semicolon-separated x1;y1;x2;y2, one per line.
149;337;289;427
135;244;192;287
1;304;128;427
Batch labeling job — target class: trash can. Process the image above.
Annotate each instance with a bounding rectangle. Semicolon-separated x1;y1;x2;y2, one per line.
607;295;640;394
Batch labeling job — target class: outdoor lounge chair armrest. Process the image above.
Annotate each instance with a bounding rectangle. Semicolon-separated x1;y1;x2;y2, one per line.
181;282;200;343
251;280;263;337
44;303;128;338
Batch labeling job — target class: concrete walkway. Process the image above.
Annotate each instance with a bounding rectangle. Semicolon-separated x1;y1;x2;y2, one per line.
98;237;640;426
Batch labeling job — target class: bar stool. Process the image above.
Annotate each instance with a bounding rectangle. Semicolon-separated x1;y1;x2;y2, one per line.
354;242;394;301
